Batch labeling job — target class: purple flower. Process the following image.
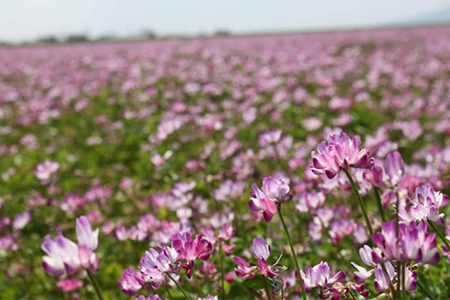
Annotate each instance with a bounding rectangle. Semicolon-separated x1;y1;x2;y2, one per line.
57;277;83;292
301;261;345;290
76;216;99;251
399;185;449;225
384;151;405;186
118;267;142;296
371;220;439;265
249;176;292;222
295;191;326;214
311;132;373;179
233;237;279;279
171;232;212;278
252;237;270;261
232;256;257;280
41;215;100;277
363;151;405;188
135;295;165;300
35;160;59;181
138;247;176;288
197;296;218;300
12;212;31;230
41;229;80;276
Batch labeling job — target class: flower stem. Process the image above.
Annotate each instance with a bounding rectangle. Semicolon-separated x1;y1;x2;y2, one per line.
395;191;400;299
219;242;226;300
373;187;386;222
192;267;205;297
262;276;273;300
401;263;406;298
427;219;450;251
277;207;307;300
343;169;374;236
166;272;192;300
86;268;104;300
417;281;435;300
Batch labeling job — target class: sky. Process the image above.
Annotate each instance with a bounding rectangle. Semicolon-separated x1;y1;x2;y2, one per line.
1;0;449;42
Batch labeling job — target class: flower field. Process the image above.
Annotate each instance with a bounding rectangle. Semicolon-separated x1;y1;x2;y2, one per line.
1;26;450;299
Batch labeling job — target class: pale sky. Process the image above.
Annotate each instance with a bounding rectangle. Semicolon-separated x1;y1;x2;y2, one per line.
0;0;449;42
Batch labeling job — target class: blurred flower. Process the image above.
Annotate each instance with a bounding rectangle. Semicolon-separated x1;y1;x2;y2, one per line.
35;160;59;182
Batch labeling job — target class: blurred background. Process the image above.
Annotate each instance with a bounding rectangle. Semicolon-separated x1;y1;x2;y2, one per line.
1;0;450;45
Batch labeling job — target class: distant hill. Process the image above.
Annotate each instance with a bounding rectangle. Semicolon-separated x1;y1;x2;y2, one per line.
396;6;450;26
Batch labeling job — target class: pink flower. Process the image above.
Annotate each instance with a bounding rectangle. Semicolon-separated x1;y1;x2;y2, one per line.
118;267;143;296
12;212;31;230
363;151;405;188
35;160;59;181
311;132;373;179
171;232;213;278
399;185;449;225
233;237;279;280
57;278;83;292
41;230;80;276
41;216;100;277
249;176;292;222
371;220;439;265
301;261;345;290
232;256;257;280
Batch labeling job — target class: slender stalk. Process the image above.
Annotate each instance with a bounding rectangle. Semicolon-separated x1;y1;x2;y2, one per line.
373;187;386;222
166;272;192;300
219;242;226;300
401;263;406;299
343;169;374;236
277;207;307;300
427;219;450;250
86;269;104;300
262;276;273;300
192;269;205;297
395;191;400;299
417;281;435;300
395;192;400;237
396;261;401;299
165;287;174;300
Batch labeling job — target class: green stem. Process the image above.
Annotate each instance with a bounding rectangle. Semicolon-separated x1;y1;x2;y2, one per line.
166;272;192;300
343;169;374;236
165;287;174;300
427;219;450;251
219;242;226;300
402;263;406;299
192;268;205;297
374;187;386;222
394;191;401;300
86;268;104;300
277;207;307;300
262;276;273;300
417;281;435;300
396;261;401;299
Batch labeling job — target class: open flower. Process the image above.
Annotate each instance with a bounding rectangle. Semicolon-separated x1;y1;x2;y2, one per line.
363;151;405;188
118;267;143;296
311;132;373;179
399;185;449;225
35;160;60;182
171;232;213;278
41;216;99;277
351;246;397;292
371;220;439;265
233;237;280;280
249;176;292;222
